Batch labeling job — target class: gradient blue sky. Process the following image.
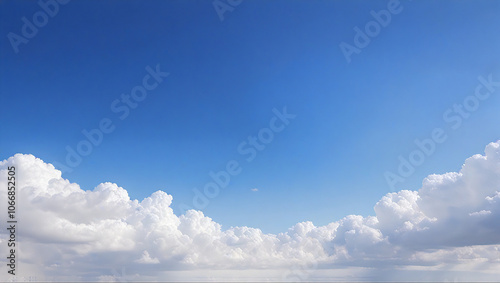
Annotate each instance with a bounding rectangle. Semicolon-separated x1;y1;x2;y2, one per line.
1;0;499;234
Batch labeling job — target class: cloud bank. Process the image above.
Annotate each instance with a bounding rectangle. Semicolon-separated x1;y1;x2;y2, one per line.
1;141;500;281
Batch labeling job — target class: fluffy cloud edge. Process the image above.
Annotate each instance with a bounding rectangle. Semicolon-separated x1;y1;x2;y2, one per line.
0;141;499;281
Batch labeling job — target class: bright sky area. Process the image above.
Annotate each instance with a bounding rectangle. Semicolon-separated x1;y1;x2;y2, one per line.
1;0;499;234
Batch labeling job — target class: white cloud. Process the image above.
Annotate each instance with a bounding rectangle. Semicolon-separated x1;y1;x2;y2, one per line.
1;141;500;281
135;251;160;264
251;188;259;192
469;210;492;216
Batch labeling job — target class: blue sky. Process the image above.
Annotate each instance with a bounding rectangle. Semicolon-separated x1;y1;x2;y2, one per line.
1;0;499;234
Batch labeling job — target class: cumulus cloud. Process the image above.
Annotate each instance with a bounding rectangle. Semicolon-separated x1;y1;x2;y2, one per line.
1;141;500;281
